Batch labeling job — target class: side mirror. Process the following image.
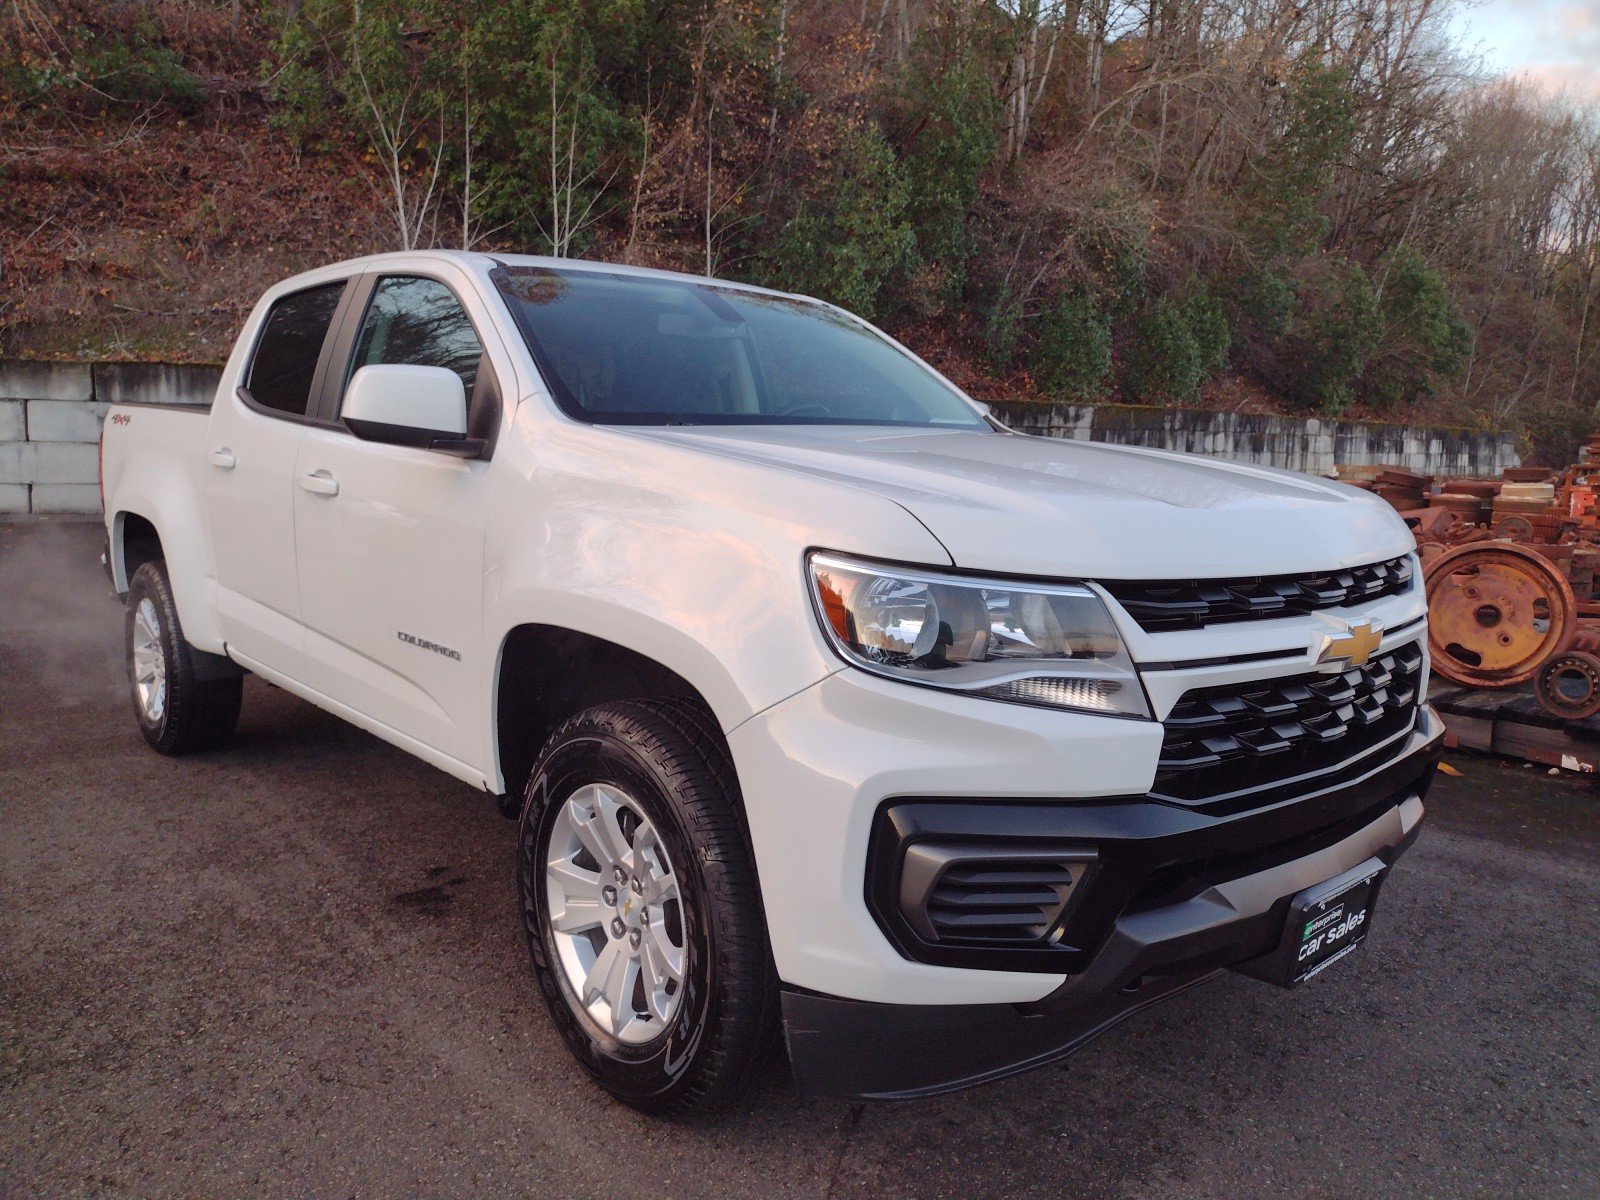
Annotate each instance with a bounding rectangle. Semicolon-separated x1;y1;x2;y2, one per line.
343;365;482;456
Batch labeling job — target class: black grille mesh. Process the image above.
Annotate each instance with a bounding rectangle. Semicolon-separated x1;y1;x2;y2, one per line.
926;860;1080;942
1104;556;1414;633
1154;642;1423;805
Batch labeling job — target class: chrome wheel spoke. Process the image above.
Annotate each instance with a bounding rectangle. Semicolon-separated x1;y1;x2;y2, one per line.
571;787;633;871
591;787;636;865
547;860;606;933
582;938;627;1006
639;924;683;1021
641;866;678;906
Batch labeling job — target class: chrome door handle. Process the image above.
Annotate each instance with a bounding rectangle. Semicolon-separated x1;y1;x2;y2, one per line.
298;470;340;497
206;448;236;470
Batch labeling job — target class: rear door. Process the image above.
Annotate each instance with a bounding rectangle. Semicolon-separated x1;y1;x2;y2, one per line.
291;272;500;769
203;279;352;678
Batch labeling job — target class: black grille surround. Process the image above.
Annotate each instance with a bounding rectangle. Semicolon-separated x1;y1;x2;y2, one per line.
1102;555;1414;633
1154;641;1424;812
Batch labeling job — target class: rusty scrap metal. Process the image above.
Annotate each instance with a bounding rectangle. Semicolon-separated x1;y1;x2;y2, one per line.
1534;651;1600;720
1351;434;1600;715
1422;543;1577;688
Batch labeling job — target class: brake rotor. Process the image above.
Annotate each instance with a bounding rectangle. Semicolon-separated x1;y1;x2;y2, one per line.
1535;651;1600;719
1423;542;1577;687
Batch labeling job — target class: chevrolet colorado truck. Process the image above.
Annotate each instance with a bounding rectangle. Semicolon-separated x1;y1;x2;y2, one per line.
98;251;1441;1115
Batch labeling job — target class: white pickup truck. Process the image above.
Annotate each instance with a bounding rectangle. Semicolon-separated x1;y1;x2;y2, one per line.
99;251;1441;1114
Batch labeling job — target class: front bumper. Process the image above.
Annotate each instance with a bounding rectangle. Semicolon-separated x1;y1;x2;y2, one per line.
779;707;1442;1098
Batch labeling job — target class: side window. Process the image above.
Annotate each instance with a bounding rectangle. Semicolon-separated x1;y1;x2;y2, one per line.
347;276;483;402
245;282;346;417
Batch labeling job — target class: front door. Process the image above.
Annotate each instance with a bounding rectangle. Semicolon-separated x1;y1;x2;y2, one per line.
291;274;496;769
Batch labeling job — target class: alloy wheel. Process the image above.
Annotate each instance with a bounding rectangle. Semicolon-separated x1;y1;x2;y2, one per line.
544;783;686;1044
131;597;167;723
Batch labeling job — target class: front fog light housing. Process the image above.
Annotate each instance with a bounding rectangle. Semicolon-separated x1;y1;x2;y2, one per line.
807;552;1150;718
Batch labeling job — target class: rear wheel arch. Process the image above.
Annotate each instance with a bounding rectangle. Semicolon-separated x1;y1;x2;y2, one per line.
113;510;164;592
491;624;728;815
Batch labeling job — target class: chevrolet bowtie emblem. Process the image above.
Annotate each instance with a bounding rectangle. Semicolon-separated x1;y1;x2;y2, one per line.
1314;619;1383;668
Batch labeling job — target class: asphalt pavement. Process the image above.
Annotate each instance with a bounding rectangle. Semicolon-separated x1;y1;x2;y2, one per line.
3;518;1597;1199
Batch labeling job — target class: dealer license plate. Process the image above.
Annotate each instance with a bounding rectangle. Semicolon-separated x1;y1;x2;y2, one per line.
1284;862;1384;986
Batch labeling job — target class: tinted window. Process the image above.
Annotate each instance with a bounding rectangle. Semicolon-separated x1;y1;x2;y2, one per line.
348;276;483;400
492;267;987;428
246;282;345;417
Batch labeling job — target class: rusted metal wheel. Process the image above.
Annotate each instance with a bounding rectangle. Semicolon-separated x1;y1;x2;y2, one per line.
1493;515;1535;540
1535;651;1600;720
1423;543;1578;688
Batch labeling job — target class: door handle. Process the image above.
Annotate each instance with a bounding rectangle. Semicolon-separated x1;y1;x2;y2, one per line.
206;448;236;470
299;470;340;497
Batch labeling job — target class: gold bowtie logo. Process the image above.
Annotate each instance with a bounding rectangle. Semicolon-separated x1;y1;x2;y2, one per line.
1315;619;1383;668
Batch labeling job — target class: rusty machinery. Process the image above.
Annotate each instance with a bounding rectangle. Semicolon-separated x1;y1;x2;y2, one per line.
1347;441;1600;719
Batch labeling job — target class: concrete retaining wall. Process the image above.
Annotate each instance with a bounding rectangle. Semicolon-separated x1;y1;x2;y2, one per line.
0;361;220;514
0;360;1520;513
990;401;1519;478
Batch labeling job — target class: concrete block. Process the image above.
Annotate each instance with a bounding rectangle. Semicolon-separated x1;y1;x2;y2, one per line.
0;441;99;485
94;361;221;407
0;399;23;440
0;483;28;512
30;483;102;513
25;400;111;442
0;360;93;401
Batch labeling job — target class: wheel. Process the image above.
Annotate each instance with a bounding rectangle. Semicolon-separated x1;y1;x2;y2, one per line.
1423;543;1577;688
517;699;776;1116
125;560;242;754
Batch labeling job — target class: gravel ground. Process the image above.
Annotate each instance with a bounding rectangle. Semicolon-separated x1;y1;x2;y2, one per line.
3;518;1597;1199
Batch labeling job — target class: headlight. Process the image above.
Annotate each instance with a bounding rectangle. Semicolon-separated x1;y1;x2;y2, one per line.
807;552;1150;718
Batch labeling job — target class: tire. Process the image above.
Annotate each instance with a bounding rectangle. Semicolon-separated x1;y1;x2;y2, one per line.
517;699;776;1116
125;560;242;755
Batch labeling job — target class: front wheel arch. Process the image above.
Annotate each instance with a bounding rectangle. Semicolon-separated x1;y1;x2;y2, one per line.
492;624;719;812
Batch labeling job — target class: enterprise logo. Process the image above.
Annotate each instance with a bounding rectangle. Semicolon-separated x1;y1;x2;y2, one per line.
397;631;461;661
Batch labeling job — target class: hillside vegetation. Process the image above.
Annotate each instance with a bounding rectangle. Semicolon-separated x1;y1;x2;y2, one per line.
3;0;1598;460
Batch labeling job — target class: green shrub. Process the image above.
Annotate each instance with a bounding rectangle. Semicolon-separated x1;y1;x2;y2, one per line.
6;21;205;111
1242;53;1353;260
1031;291;1112;401
1364;249;1473;409
761;127;915;319
1228;268;1297;343
1125;298;1200;401
983;290;1025;368
1123;291;1231;402
1283;260;1380;416
892;30;1000;310
1185;291;1231;376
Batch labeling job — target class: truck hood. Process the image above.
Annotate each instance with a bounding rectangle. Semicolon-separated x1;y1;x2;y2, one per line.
621;425;1414;579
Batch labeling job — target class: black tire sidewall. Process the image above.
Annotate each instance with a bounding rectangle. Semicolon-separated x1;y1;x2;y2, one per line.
519;726;715;1105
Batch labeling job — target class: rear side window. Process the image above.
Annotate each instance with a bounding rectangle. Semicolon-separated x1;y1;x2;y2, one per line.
245;282;346;417
347;275;483;400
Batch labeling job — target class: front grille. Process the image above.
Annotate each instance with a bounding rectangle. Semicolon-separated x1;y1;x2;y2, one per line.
1103;556;1414;632
925;859;1083;943
1154;642;1423;806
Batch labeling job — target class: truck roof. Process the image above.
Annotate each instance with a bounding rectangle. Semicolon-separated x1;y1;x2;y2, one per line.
269;249;804;305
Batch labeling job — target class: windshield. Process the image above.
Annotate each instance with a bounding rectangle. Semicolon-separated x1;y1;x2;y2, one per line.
492;266;988;428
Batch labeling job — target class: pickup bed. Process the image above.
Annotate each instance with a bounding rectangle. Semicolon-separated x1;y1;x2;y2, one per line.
99;250;1441;1114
